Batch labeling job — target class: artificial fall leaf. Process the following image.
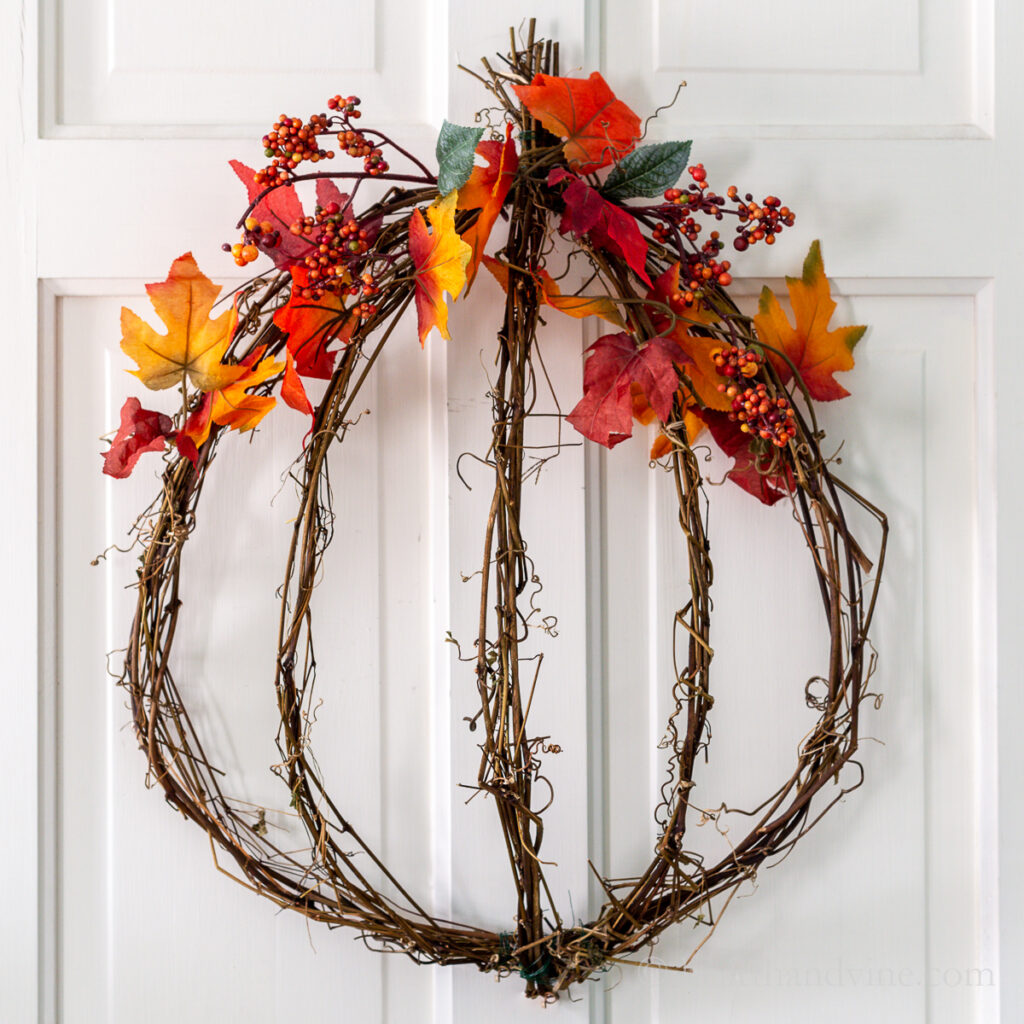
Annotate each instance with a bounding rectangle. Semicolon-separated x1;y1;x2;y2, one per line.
512;72;641;173
631;381;657;425
566;332;686;448
649;410;705;460
273;266;356;379
602;141;692;202
211;347;283;433
436;121;485;196
754;240;865;401
701;410;794;506
175;396;210;466
538;269;625;326
645;264;729;412
634;386;706;459
178;347;283;456
281;350;313;419
548;169;651;285
230;162;353;270
102;398;174;478
457;124;519;286
409;191;472;346
650;433;673;460
482;256;624;327
121;254;243;394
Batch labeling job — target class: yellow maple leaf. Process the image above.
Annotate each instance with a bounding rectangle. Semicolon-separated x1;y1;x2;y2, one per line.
121;252;243;392
409;191;472;346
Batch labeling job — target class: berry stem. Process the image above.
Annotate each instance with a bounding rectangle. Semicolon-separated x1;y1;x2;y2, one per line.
236;171;438;230
359;128;437;180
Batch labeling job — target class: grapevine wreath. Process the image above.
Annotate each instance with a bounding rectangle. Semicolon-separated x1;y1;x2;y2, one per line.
101;24;887;999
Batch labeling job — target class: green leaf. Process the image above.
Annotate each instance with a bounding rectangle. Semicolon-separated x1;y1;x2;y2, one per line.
601;141;692;201
436;120;484;196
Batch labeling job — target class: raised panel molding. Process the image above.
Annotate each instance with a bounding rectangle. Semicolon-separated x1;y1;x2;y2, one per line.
602;0;994;137
42;0;433;135
108;0;376;75
654;0;919;73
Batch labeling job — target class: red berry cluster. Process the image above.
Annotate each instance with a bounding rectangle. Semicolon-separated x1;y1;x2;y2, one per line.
658;166;729;240
221;217;282;267
727;189;795;252
724;381;797;447
288;201;378;305
326;94;361;117
256;113;336;187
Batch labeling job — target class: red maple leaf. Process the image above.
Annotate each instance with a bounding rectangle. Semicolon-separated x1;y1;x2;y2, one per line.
102;397;174;478
700;410;795;506
566;332;685;448
230;162;354;270
548;169;651;285
273;266;356;379
511;72;641;173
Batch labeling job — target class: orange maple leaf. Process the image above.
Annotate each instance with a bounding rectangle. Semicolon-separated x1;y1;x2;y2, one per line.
645;263;729;412
754;240;865;401
179;346;283;454
121;253;243;393
538;269;625;327
457;125;518;287
511;72;641;173
212;349;282;432
632;383;706;459
409;191;472;346
482;256;624;327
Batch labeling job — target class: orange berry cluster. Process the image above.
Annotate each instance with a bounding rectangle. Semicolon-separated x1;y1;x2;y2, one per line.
351;273;381;319
256;113;336;187
222;217;282;267
252;95;393;188
712;346;796;447
712;345;762;382
336;129;390;176
727;189;795;252
725;381;796;447
655;165;795;254
288;200;377;304
651;226;733;307
327;95;389;175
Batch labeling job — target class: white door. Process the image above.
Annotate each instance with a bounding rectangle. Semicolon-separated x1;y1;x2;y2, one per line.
4;2;1020;1022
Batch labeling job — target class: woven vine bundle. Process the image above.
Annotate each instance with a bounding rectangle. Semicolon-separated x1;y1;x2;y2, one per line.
102;23;887;1000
